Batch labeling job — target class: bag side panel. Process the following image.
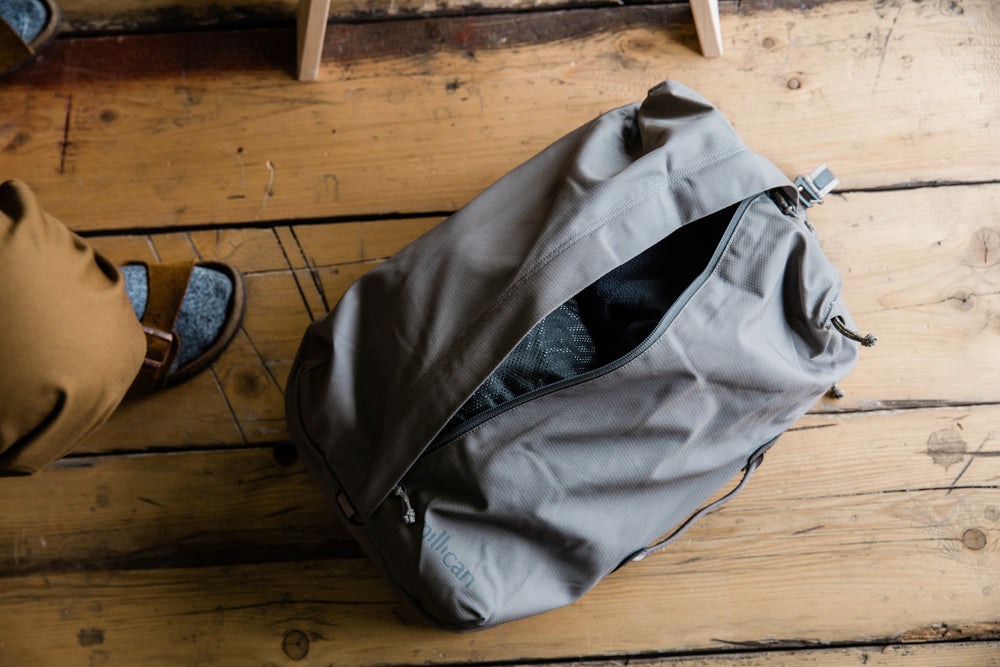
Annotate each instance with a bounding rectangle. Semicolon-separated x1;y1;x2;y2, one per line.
285;82;795;523
357;195;858;629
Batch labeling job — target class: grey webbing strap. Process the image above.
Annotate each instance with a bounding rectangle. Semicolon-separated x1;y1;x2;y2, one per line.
630;454;762;562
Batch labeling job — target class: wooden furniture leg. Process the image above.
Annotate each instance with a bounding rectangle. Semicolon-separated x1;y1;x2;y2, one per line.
689;0;723;58
297;0;331;81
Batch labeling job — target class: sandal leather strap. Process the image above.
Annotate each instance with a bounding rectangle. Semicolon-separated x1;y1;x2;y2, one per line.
130;260;196;393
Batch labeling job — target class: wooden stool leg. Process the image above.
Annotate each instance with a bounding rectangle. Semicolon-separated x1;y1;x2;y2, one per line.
297;0;331;81
689;0;723;58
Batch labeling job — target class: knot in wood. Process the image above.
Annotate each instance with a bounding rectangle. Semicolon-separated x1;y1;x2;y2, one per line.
283;630;310;660
962;528;987;551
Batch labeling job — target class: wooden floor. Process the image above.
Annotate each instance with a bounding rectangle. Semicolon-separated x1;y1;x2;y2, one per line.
2;0;999;664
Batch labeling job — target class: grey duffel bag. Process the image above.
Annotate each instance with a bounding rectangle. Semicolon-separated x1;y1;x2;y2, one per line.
285;81;870;631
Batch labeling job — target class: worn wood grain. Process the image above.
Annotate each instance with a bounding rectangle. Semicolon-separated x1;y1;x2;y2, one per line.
10;404;1000;574
58;0;297;33
56;0;687;33
3;582;993;667
1;482;997;664
1;0;995;663
809;183;1000;411
1;405;997;660
65;183;1000;453
534;643;1000;666
53;0;841;36
0;0;996;231
0;447;353;577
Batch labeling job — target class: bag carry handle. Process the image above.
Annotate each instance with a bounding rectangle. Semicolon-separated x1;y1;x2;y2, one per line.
625;439;775;566
629;454;761;562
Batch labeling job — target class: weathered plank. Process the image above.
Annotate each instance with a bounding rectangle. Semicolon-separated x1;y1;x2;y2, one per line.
68;183;1000;453
8;552;998;666
0;446;353;577
540;644;1000;667
57;0;684;33
1;0;996;231
1;484;997;664
2;404;997;659
809;183;1000;411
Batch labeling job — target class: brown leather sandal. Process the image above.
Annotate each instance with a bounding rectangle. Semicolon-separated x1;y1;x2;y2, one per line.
128;260;246;394
0;0;60;77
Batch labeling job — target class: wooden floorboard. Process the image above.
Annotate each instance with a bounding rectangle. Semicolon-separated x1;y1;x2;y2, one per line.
57;0;682;33
2;0;999;663
1;406;997;662
560;642;1000;667
66;183;1000;453
548;644;1000;666
1;0;997;231
2;515;997;665
0;446;353;577
10;404;1000;574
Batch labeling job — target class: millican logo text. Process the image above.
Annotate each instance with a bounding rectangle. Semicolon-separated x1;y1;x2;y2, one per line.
423;522;476;588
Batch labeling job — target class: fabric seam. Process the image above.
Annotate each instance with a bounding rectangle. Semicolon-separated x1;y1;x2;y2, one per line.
434;194;756;447
419;144;749;391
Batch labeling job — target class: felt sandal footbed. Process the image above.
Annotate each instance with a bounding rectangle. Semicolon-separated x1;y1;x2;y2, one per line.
164;261;247;386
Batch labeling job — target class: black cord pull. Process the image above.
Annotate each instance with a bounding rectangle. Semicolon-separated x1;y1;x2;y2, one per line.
831;315;877;348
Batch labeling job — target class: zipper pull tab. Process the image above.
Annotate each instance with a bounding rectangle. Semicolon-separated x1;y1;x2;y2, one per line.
795;164;839;208
393;485;416;524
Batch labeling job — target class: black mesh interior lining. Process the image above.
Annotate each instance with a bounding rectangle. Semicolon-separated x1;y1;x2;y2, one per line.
443;203;738;434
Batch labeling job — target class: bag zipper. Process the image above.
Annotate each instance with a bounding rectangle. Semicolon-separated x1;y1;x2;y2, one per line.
422;195;758;457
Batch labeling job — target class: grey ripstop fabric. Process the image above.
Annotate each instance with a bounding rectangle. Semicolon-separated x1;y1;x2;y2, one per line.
285;81;861;631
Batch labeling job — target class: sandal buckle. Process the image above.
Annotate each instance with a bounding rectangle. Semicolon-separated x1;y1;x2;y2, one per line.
141;324;176;370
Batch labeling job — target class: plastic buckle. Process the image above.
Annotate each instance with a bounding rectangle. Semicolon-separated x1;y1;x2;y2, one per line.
794;164;839;208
